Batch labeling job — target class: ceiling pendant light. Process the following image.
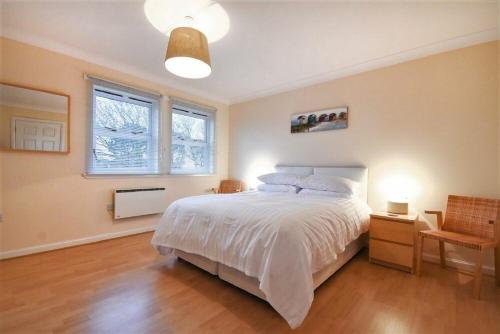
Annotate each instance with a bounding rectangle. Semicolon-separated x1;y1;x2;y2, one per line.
164;26;211;79
144;0;229;79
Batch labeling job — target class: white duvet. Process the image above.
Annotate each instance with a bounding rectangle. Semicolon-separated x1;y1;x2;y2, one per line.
151;191;371;328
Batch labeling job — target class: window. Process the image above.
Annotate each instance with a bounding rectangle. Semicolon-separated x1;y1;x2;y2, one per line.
170;101;215;175
87;79;161;175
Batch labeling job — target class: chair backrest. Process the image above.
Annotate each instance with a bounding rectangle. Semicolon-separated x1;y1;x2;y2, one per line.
218;180;243;194
443;195;500;239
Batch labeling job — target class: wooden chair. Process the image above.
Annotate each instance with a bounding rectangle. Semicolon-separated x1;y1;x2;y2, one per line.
213;180;244;194
416;195;500;298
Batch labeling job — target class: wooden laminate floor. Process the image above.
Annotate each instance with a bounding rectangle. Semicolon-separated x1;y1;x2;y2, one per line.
1;232;499;334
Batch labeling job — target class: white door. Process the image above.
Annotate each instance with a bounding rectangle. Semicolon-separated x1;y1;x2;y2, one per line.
12;118;63;151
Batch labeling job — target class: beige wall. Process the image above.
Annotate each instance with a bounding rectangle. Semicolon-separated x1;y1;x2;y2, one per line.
229;41;499;267
1;36;498;268
0;37;229;254
0;105;68;148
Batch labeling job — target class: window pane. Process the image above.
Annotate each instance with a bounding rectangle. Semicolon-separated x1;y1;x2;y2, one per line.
172;113;206;142
89;85;160;175
94;136;149;169
189;145;207;168
171;144;186;169
95;95;150;134
170;143;208;172
170;105;214;175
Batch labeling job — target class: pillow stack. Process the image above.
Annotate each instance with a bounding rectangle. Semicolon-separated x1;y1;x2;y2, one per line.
257;173;303;193
256;172;359;198
297;175;359;198
298;189;352;198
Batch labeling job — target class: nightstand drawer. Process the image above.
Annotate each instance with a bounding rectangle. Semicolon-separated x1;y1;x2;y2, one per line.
370;218;414;245
370;239;414;268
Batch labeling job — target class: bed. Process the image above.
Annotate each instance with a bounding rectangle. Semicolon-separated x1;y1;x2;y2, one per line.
151;166;371;328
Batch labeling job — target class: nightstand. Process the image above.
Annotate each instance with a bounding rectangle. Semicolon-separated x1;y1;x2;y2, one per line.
369;212;418;273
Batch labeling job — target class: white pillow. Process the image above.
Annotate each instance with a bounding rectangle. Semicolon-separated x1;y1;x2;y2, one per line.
257;172;304;186
298;189;352;198
257;184;298;193
297;175;359;195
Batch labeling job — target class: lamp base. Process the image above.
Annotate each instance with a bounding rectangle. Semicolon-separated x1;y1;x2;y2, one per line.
387;201;409;215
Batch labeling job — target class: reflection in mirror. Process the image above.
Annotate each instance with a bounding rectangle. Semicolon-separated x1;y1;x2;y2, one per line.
0;83;69;153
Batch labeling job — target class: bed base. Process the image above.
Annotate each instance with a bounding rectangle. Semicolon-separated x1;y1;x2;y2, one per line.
168;232;368;301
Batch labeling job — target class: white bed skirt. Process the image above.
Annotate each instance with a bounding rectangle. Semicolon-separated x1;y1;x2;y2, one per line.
158;232;368;301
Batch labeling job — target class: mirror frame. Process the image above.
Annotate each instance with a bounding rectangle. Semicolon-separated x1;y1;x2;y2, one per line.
0;81;71;154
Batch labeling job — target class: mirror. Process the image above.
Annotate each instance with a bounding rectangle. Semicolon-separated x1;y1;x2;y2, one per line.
0;83;70;153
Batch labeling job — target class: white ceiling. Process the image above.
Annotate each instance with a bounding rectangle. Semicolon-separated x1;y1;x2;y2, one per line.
1;1;498;105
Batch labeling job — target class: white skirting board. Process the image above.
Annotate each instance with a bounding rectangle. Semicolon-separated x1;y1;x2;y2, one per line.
0;225;157;260
422;253;495;276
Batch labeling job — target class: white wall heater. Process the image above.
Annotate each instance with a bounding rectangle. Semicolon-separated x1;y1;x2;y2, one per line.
114;187;166;219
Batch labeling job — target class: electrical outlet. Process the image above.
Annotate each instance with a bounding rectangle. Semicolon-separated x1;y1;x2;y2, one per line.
106;204;114;212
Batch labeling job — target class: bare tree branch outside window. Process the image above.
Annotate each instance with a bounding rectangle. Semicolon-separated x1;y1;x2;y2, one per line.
94;96;151;169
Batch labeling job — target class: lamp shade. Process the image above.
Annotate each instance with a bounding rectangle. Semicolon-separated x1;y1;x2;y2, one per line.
165;27;211;79
387;200;409;215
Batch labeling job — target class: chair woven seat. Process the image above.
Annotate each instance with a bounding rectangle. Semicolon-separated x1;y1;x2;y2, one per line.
216;180;244;194
419;230;496;250
416;194;499;299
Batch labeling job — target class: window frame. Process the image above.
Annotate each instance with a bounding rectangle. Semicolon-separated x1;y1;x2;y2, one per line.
169;100;216;175
87;81;161;176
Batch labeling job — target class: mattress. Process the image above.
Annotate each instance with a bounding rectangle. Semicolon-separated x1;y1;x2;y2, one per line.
171;233;367;301
152;191;371;328
175;249;218;275
219;234;366;297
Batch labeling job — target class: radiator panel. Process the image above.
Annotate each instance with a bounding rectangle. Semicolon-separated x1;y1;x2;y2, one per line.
114;188;166;219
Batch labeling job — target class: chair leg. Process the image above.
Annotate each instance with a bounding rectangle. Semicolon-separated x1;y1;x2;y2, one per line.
495;246;500;286
473;249;485;299
416;235;424;276
439;241;446;268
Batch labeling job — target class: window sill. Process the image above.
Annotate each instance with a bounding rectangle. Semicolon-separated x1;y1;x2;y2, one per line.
169;171;215;176
81;172;216;179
